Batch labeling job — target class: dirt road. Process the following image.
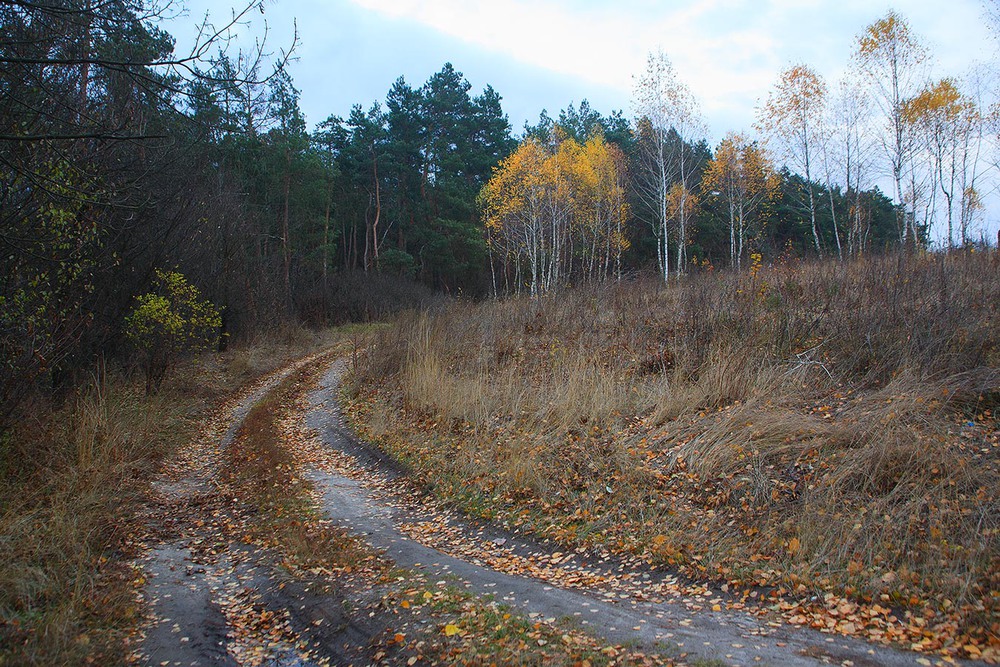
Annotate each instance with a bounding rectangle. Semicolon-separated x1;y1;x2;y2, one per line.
137;354;974;666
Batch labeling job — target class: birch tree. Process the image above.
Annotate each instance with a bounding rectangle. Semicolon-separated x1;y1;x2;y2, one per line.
905;78;985;247
829;78;876;255
758;64;827;256
701;133;779;269
632;49;704;280
480;131;628;294
855;10;930;246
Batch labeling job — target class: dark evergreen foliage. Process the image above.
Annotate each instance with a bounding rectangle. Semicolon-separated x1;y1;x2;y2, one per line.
0;2;911;425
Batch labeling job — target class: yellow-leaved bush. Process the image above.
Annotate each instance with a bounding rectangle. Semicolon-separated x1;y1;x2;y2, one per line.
125;270;221;394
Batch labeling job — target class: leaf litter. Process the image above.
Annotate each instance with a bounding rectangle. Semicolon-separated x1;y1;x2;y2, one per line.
341;371;999;665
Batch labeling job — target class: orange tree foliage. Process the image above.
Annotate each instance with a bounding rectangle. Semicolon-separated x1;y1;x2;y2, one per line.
479;128;629;295
757;64;827;256
701;132;780;269
903;78;983;247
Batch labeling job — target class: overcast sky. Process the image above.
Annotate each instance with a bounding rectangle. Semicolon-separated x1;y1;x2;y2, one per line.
172;0;999;242
176;0;996;140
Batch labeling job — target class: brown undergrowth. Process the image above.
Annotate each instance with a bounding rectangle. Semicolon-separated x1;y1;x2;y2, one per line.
345;251;1000;662
0;324;343;666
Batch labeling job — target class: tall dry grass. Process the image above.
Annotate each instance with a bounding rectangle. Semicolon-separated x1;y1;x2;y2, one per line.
348;251;999;638
0;372;183;665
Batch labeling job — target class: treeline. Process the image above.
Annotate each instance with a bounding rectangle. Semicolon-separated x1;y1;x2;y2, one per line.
481;105;900;293
301;86;901;298
187;61;515;319
0;0;986;423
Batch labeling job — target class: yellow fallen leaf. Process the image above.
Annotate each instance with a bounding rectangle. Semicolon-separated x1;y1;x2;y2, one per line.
787;537;800;555
443;624;460;637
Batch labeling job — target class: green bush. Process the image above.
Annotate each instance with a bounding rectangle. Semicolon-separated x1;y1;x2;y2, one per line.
125;270;221;394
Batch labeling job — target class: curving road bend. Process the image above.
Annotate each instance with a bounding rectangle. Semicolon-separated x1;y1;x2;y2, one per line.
304;359;957;667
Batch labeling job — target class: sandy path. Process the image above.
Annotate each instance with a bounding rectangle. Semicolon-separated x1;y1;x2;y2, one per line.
138;355;352;667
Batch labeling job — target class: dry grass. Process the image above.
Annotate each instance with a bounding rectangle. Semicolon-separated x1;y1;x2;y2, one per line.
0;324;347;666
347;251;1000;646
0;376;179;665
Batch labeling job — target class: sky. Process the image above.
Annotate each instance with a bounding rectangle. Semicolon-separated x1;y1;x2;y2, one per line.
175;0;996;137
171;0;1000;242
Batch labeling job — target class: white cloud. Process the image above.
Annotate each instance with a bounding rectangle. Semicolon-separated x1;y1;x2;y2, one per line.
179;0;998;240
347;0;783;137
350;0;647;91
346;0;994;143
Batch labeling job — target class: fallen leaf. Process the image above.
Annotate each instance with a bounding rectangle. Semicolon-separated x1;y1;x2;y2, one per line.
787;537;800;555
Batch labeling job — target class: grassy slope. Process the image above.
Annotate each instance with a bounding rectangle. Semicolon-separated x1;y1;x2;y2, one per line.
345;252;999;662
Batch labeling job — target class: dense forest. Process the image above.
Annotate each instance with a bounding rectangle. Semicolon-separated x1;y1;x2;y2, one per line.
0;0;995;423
